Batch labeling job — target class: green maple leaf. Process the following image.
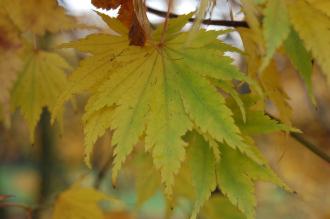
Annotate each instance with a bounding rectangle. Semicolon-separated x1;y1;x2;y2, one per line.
261;0;290;71
216;143;289;219
186;132;216;219
284;29;314;103
53;13;253;196
12;50;69;140
201;195;245;219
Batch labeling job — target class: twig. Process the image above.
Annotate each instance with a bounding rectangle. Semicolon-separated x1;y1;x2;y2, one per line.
146;6;249;28
290;132;330;163
267;113;330;163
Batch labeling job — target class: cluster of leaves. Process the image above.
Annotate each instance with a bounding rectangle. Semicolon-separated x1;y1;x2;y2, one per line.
242;0;330;121
50;3;292;219
0;0;329;218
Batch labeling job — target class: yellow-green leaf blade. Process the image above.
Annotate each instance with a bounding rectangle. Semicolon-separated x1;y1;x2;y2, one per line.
52;184;118;219
171;59;244;151
187;132;216;219
111;52;159;185
284;29;314;102
201;195;246;219
261;0;290;71
287;0;330;83
12;51;69;140
146;55;192;196
83;107;114;167
216;144;288;219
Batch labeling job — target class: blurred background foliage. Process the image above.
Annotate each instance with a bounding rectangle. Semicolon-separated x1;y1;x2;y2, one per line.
0;0;329;219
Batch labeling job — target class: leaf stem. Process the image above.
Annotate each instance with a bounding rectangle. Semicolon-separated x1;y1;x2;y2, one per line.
160;0;174;44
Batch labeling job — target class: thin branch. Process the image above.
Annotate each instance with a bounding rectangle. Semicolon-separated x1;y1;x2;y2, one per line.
290;132;330;163
267;113;330;163
146;6;249;28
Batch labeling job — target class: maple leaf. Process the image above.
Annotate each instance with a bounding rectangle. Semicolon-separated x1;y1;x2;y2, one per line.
52;184;117;219
201;195;245;219
216;143;289;219
228;95;294;135
186;132;216;219
239;12;294;126
286;0;330;84
170;112;289;219
237;110;290;134
260;61;292;126
53;13;251;196
3;0;77;35
284;29;314;103
11;50;69;140
240;0;263;44
261;0;290;71
207;95;292;218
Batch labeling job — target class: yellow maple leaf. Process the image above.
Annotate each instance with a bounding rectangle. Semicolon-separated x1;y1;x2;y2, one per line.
286;0;330;83
52;185;118;219
11;50;69;140
260;61;292;126
53;14;254;197
3;0;77;35
261;0;290;71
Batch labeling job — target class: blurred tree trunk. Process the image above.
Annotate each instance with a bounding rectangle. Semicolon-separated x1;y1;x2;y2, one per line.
33;109;56;219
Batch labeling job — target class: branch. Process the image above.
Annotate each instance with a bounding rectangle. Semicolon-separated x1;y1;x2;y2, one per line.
267;113;330;163
146;6;249;28
290;132;330;163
